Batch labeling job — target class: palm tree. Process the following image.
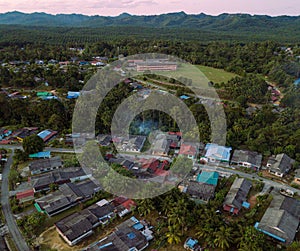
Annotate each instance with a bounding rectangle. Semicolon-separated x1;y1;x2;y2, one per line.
137;198;155;216
165;225;182;245
237;226;265;251
196;223;215;245
214;225;233;250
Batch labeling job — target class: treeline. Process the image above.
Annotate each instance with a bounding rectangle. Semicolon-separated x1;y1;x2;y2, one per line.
1;40;298;78
217;74;269;103
0;96;72;132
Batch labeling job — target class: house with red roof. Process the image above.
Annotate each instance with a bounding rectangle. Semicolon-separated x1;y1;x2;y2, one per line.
154;169;169;177
112;197;137;217
179;144;198;160
16;189;35;203
141;158;160;174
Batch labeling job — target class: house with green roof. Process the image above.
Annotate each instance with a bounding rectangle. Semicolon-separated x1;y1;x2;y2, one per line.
196;171;219;186
37;92;52;97
185;171;219;203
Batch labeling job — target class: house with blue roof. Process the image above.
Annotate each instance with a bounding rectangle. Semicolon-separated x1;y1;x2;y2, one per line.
37;129;58;142
294;78;300;86
0;128;12;140
184;237;201;251
84;216;152;251
204;143;232;163
67;91;80;99
29;151;51;159
180;95;190;100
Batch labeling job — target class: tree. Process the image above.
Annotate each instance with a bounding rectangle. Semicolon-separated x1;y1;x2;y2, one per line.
165;225;182;245
237;226;265;251
137;198;155;216
22;134;44;154
214;226;233;250
49;183;59;192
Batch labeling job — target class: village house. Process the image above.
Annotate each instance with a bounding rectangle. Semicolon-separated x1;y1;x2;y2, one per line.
67;91;80;99
111;197;137;217
179;143;198;161
267;153;295;177
97;134;112;147
185;171;219;202
16;189;35;203
31;167;92;192
115;135;147;153
55;211;98;246
223;177;252;215
37;129;58;143
13;127;38;142
84;216;152;251
230;149;262;170
255;192;300;245
0;128;12;140
29;151;51;159
87;199;116;225
293;169;300;186
29;156;63;175
34;179;100;216
151;133;172;156
203;143;232;163
55;199;117;246
184;237;202;251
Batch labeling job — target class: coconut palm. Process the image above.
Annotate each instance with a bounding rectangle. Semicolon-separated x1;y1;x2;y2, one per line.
137;198;155;216
165;225;182;245
237;226;265;251
214;225;233;250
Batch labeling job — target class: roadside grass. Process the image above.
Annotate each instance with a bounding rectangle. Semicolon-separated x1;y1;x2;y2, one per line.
5;235;18;251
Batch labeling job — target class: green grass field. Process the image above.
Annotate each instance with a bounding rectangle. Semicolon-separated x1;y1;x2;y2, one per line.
197;65;237;83
150;64;236;88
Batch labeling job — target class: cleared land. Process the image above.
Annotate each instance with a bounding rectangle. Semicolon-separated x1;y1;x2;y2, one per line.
197;65;237;83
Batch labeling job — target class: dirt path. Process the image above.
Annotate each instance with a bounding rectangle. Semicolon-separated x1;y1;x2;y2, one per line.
36;226;87;251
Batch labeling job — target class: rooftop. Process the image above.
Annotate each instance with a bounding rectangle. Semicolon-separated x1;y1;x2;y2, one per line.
256;192;300;245
223;177;252;211
55;212;97;242
205;143;232;162
196;171;219;186
231;149;262;167
29;156;62;172
268;153;295;174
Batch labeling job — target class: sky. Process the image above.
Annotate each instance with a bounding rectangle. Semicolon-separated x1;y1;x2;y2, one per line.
0;0;299;16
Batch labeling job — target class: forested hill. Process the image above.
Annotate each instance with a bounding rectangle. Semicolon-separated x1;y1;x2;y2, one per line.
1;11;300;31
1;11;300;43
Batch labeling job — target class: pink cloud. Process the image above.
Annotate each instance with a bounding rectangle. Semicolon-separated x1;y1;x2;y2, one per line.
0;0;299;16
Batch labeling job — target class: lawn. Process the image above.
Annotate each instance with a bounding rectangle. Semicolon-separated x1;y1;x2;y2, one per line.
197;65;237;84
140;63;236;89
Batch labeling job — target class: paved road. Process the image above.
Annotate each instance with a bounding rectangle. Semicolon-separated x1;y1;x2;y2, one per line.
1;150;31;251
197;164;300;194
0;144;79;154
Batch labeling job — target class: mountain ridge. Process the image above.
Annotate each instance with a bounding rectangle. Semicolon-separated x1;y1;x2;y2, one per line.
1;11;300;30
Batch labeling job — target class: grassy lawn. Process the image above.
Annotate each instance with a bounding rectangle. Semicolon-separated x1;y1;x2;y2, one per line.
136;64;236;90
197;65;237;84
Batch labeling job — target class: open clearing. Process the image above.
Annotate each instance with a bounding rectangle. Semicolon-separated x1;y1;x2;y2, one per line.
197;65;237;83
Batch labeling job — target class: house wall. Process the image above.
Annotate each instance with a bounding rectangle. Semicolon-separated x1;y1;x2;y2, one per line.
269;170;284;177
293;177;300;185
56;226;94;246
70;174;92;183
